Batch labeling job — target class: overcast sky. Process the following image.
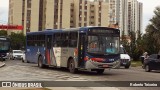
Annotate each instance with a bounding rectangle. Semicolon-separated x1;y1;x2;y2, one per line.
0;0;9;24
0;0;160;33
138;0;160;33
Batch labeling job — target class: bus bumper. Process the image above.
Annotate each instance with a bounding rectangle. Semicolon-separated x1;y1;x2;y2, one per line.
85;60;120;69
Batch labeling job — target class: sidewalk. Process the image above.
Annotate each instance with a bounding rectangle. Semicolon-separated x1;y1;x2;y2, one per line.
0;61;5;68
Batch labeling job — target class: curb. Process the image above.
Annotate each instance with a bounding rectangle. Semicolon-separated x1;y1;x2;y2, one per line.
0;62;5;68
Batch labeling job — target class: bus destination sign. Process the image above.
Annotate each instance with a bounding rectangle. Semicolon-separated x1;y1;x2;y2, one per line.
89;29;118;34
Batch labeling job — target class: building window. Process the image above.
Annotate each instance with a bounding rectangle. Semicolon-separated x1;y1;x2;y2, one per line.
79;23;81;27
27;0;31;8
85;6;87;10
80;0;82;4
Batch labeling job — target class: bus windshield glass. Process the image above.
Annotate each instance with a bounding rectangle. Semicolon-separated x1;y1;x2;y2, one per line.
0;41;10;51
87;35;119;54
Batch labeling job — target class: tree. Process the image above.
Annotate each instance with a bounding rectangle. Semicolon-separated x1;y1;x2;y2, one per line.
9;32;26;50
0;30;7;36
121;7;160;60
129;31;140;60
144;6;160;54
121;31;130;55
141;31;158;54
121;31;144;61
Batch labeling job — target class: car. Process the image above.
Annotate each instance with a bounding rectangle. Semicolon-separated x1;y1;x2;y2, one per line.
10;50;25;60
143;54;160;72
120;45;131;69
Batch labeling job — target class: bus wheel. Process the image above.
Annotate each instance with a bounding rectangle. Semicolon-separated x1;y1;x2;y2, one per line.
125;65;130;69
69;59;77;73
38;56;44;68
96;69;104;74
26;60;29;63
22;59;24;63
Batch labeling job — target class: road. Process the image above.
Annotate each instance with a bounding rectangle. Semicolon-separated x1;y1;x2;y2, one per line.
0;59;160;90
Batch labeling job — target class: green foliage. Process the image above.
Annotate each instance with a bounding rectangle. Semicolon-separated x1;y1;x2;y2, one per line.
121;31;143;61
143;6;160;54
121;6;160;61
0;30;26;50
9;32;26;50
0;30;7;36
141;33;158;54
130;32;142;60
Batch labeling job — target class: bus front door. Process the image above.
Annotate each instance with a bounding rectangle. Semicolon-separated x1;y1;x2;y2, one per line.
78;33;85;67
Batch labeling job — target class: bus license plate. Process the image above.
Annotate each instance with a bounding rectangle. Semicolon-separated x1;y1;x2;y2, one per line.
103;65;108;68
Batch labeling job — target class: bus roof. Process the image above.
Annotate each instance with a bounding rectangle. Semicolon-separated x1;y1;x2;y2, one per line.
62;26;119;31
27;26;119;35
27;29;63;35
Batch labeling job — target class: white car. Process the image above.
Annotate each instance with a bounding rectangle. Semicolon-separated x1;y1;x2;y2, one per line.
11;50;25;61
120;45;131;69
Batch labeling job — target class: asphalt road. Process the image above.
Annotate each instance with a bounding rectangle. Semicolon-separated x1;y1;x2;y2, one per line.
0;59;160;90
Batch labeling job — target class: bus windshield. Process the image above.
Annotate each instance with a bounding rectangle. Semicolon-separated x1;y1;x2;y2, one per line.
87;35;119;54
0;41;10;51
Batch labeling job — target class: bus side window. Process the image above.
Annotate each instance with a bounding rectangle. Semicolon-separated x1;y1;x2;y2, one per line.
62;40;68;47
70;40;77;47
54;43;57;47
69;32;78;47
54;33;61;47
61;33;69;47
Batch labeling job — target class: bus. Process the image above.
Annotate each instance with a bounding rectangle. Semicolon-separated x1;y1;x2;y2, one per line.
26;27;120;74
0;36;10;61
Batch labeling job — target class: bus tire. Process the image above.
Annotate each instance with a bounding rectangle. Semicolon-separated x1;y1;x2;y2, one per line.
125;65;130;69
96;69;104;74
26;60;29;63
22;59;24;63
38;56;44;68
68;58;77;73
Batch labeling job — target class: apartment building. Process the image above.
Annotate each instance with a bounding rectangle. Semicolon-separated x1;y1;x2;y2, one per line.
105;0;128;36
119;0;128;36
8;0;24;34
9;0;109;35
104;0;120;25
104;0;142;38
45;0;71;29
128;0;143;38
138;2;143;35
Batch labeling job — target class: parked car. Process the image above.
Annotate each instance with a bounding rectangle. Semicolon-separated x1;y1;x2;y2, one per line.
10;50;25;61
120;45;131;69
144;54;160;72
